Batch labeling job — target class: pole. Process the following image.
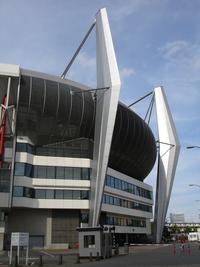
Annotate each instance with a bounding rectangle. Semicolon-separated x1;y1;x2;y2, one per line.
61;21;96;79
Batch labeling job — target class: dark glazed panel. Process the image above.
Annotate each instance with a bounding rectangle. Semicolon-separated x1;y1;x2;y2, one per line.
15;73;156;181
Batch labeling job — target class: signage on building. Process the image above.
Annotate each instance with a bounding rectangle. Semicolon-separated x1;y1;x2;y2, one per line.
10;232;29;265
11;232;29;246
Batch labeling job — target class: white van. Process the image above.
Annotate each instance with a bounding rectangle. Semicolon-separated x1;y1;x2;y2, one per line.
188;232;200;242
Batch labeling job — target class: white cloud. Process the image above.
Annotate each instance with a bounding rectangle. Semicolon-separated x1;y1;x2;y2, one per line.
160;40;188;61
120;67;136;80
76;51;96;68
159;40;200;75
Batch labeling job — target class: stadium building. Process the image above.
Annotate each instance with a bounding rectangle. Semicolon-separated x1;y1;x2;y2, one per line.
0;8;180;249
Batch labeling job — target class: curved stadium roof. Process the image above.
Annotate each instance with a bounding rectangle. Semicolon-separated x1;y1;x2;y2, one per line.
0;67;157;181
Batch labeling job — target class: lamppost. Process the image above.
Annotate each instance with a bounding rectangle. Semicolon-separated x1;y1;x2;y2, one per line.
186;146;200;149
187;146;200;222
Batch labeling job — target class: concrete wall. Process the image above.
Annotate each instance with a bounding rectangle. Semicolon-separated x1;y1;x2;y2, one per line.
7;209;51;247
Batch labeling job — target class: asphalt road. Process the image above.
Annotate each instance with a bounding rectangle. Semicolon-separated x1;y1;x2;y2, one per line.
0;243;200;267
77;243;200;267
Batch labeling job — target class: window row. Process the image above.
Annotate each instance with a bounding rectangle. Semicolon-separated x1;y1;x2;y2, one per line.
14;163;90;180
0;169;10;193
105;215;146;228
16;142;92;159
105;175;152;200
13;186;89;200
103;194;152;213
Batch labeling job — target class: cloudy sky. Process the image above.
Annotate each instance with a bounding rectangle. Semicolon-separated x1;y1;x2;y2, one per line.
0;0;200;222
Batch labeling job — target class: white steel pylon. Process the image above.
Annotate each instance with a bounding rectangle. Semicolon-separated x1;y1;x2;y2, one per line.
89;8;121;227
154;86;180;243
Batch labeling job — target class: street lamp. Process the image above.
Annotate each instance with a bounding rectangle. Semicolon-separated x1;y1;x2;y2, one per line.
186;146;200;149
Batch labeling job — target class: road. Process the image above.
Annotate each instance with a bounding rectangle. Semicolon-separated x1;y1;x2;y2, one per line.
0;243;200;266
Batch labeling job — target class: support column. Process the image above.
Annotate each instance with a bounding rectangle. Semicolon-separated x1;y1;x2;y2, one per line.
45;215;52;248
0;211;6;250
154;86;180;243
89;8;121;227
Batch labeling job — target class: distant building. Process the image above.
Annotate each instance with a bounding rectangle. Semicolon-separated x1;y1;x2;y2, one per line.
170;213;185;223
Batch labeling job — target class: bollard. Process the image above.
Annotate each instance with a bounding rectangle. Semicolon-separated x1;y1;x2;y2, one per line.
89;252;93;261
76;254;80;264
96;252;100;261
39;254;43;266
14;255;18;267
58;254;63;265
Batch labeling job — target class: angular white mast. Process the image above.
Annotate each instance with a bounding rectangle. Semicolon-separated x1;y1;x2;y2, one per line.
154;86;180;243
89;8;121;226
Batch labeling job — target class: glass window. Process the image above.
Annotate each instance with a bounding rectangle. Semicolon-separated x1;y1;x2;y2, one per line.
14;163;25;176
132;185;136;195
110;176;114;188
106;175;111;186
73;190;81;199
16;143;26;152
33;166;38;177
64;167;73;179
127;183;132;194
24;187;34;198
114;197;119;206
109;196;114;205
46;166;55;179
46;189;54;199
121;181;125;191
135;186;141;196
56;167;65;179
81;213;89;223
55;190;64;199
105;195;110;204
84;235;95;248
27;144;34;154
115;178;120;189
13;186;23;197
25;163;33;177
63;190;73;199
81;190;89;199
37;166;46;178
35;189;46;199
73;168;81;180
82;168;90;180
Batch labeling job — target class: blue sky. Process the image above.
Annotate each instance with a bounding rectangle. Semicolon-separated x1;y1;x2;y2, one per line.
0;0;200;222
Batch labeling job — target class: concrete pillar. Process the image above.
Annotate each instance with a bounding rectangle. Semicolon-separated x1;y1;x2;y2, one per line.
0;233;4;250
0;222;5;250
46;216;52;247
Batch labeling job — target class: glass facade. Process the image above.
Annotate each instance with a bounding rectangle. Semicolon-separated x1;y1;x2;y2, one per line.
105;175;152;200
13;186;89;200
0;169;11;192
103;194;152;213
14;162;91;180
16;141;93;159
105;215;146;227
